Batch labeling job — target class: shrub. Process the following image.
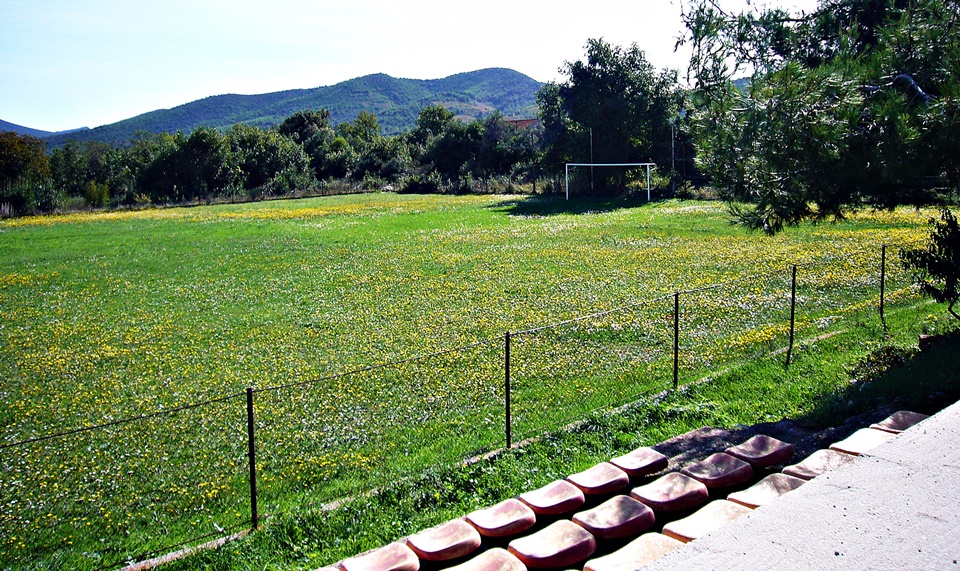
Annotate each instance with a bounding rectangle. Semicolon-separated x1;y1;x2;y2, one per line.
901;208;960;320
848;344;917;384
398;171;445;194
84;180;110;207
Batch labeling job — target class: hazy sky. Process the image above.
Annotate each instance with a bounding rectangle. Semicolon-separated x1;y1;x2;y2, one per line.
1;0;820;132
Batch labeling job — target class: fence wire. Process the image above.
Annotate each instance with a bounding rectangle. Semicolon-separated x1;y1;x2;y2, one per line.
0;393;247;571
508;268;794;439
510;297;670;439
253;338;504;516
794;244;920;336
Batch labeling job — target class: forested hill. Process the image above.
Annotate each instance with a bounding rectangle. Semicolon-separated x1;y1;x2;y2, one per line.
0;119;89;139
42;68;543;147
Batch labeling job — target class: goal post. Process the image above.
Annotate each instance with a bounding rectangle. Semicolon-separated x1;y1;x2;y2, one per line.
565;163;656;201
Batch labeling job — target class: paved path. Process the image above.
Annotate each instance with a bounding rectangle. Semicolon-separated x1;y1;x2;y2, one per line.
642;398;960;570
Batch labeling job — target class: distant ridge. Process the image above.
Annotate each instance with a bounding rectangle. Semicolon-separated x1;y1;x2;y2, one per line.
40;68;543;147
0;119;88;139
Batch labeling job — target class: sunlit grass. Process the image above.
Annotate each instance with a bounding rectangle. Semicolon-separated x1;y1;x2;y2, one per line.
0;193;939;570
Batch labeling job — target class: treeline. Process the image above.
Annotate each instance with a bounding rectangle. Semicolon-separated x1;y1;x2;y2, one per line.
1;36;689;218
6;0;957;224
0;106;541;216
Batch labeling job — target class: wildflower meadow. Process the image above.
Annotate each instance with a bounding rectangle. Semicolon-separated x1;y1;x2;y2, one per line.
0;193;934;570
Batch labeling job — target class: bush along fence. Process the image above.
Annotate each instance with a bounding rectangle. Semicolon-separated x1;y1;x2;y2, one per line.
0;242;923;571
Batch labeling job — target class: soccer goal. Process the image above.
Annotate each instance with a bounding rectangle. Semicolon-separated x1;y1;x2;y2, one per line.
565;163;656;201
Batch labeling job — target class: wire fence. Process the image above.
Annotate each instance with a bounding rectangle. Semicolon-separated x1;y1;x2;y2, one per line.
1;392;250;570
252;337;504;516
0;242;926;571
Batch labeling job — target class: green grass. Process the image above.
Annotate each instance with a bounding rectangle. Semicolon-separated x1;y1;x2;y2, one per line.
0;193;951;570
162;312;960;571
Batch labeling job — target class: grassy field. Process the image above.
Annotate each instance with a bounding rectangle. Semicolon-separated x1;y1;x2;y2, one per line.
164;323;960;571
0;193;949;570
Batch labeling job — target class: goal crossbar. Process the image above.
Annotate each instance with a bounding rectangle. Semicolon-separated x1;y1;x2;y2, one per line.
565;163;656;201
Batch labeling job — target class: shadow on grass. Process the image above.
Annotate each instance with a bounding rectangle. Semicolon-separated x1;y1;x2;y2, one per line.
801;329;960;427
488;193;653;217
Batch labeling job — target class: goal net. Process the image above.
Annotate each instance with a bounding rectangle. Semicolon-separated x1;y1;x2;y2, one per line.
565;163;656;201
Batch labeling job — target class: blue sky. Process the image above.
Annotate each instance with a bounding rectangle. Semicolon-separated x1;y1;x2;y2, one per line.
1;0;819;132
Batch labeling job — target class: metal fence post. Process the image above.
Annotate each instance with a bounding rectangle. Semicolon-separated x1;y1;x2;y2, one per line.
504;331;512;449
673;292;680;390
246;387;259;530
786;265;797;368
880;244;887;327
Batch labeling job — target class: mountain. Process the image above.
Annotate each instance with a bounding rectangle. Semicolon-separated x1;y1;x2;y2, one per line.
41;68;543;147
0;119;88;139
